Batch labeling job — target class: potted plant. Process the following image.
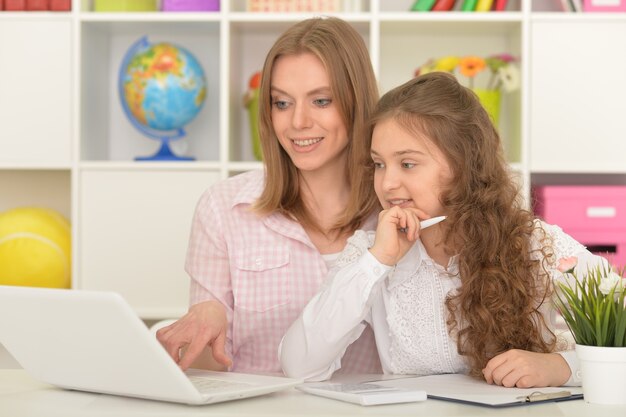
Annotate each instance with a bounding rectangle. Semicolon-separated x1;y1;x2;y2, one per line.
554;257;626;405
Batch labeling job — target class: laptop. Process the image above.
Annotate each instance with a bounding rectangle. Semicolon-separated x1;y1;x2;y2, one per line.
0;285;302;405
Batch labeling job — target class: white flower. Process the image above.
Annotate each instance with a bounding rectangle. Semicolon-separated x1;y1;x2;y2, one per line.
497;65;520;93
599;271;623;295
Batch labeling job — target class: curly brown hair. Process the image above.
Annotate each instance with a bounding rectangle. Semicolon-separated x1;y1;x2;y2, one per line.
372;72;556;377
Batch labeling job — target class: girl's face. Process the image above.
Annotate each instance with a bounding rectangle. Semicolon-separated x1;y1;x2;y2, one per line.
371;118;453;218
270;52;349;175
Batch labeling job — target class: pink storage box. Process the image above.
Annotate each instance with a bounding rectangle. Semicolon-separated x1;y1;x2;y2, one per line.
583;0;626;12
162;0;220;11
534;186;626;266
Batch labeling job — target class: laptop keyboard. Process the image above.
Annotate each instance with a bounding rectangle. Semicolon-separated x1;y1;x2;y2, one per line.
189;376;255;394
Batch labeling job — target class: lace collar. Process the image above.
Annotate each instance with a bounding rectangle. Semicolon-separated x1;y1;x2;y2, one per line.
388;240;459;290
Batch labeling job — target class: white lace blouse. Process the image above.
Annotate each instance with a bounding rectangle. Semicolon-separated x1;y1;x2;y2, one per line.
279;220;608;385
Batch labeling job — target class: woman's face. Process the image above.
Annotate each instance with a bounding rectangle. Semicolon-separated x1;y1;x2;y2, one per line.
371;118;452;218
270;52;349;175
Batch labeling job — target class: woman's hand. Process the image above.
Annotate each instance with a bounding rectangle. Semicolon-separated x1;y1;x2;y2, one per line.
156;300;232;371
369;207;429;266
482;349;571;388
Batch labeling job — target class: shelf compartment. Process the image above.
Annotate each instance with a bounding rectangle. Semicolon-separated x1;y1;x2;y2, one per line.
230;0;370;13
379;19;522;163
530;20;626;173
379;0;522;12
80;20;220;162
0;18;72;166
0;170;71;220
77;167;221;318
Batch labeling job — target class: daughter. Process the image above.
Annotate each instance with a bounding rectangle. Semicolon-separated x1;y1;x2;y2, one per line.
279;72;607;387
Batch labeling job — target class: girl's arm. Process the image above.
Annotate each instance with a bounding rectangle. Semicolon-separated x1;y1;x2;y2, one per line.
483;221;610;387
279;231;392;381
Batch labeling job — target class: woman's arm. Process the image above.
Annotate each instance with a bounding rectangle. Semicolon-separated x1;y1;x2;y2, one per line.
279;231;391;381
157;188;234;370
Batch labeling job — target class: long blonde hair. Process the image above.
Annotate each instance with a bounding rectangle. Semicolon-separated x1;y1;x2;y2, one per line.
372;72;555;377
253;17;380;234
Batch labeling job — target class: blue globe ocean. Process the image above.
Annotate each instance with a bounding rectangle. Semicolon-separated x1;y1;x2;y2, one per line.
119;37;207;160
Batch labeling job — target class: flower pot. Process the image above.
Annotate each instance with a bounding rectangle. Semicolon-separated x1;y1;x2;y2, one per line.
246;89;261;161
472;88;501;129
576;344;626;405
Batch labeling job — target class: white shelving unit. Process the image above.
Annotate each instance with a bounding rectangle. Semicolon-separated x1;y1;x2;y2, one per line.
2;0;625;318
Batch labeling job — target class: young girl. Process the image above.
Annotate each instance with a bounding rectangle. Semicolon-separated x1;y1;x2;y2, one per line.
156;17;382;375
279;72;608;387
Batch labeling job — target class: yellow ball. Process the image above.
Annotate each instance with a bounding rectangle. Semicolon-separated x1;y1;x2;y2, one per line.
0;207;71;288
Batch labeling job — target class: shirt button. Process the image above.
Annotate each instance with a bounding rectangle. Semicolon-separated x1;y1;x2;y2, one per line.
255;258;262;266
575;370;582;380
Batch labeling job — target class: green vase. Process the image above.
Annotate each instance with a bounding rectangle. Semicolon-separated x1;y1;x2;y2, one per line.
245;88;262;161
473;88;501;129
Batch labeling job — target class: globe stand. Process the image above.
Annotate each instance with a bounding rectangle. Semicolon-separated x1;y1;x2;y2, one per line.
135;138;194;161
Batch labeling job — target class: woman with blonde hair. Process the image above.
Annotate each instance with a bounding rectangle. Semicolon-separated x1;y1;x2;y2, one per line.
157;17;382;375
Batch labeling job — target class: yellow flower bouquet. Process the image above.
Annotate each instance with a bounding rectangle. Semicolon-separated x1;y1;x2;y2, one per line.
414;54;520;128
415;54;520;92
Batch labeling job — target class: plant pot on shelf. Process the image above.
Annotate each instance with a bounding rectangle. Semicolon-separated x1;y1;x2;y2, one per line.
244;72;262;161
472;88;501;129
575;344;626;405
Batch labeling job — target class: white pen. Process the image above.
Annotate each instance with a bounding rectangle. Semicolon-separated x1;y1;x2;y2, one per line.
399;215;447;233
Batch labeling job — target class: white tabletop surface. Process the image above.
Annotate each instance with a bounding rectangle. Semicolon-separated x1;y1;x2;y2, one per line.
2;370;626;417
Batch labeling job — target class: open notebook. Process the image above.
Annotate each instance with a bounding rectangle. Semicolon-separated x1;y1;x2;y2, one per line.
0;285;301;405
371;373;583;408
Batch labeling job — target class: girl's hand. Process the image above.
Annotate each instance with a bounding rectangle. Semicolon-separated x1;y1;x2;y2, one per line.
369;206;429;266
482;349;571;388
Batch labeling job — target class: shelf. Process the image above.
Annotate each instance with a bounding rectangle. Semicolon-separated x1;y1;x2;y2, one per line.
227;11;372;21
79;12;222;22
378;12;524;22
378;18;522;162
380;0;521;12
4;0;626;317
0;18;72;167
529;19;626;173
531;12;626;22
77;168;220;314
79;161;223;171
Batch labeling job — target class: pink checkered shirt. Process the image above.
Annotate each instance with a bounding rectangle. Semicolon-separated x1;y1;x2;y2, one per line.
186;170;382;375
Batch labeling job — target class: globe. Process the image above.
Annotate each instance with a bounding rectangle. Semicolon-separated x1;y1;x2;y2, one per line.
118;36;207;160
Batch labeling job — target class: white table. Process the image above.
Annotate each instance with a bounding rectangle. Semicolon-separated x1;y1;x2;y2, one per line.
1;370;625;417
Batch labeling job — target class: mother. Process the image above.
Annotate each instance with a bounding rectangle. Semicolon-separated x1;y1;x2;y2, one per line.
157;17;382;375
